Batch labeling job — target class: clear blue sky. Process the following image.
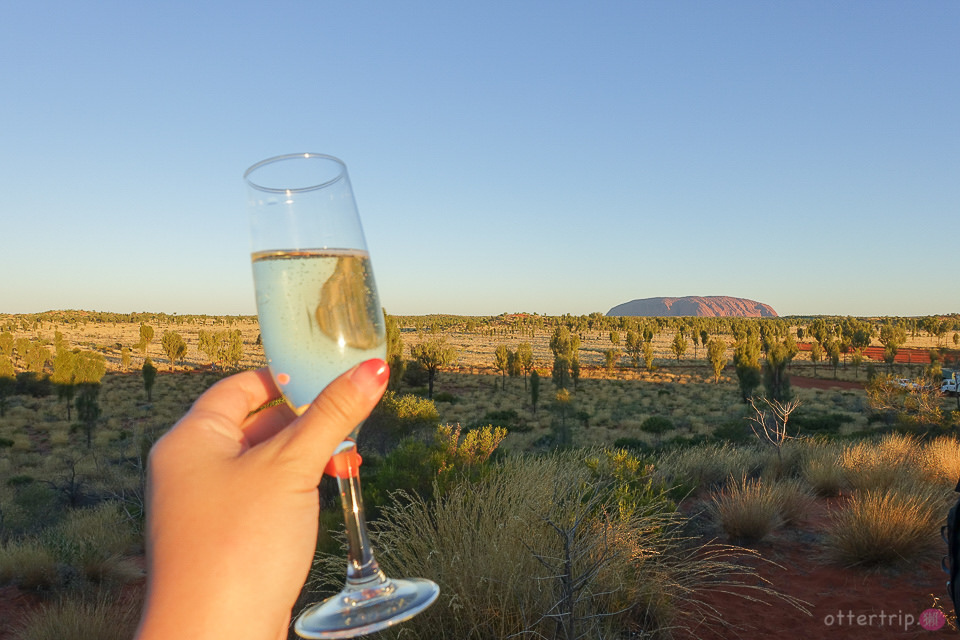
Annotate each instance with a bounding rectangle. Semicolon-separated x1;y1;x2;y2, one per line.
1;1;957;318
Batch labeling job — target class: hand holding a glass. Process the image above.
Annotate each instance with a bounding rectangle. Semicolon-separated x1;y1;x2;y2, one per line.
135;361;390;640
246;154;439;638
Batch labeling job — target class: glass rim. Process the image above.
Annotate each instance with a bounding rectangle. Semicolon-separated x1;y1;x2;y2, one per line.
243;152;346;194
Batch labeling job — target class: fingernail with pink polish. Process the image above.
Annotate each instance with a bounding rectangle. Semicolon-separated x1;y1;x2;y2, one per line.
349;359;389;399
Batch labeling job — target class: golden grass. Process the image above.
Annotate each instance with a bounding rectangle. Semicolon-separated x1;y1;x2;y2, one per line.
802;442;848;497
710;476;783;543
318;453;804;639
838;433;925;492
824;487;944;567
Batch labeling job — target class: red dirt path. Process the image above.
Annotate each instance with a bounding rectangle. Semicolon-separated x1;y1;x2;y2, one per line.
791;375;865;391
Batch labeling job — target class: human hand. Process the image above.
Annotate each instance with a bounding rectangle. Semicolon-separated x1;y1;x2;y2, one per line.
135;359;389;640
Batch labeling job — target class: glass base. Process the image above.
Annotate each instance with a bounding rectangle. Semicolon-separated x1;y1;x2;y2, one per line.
294;577;440;639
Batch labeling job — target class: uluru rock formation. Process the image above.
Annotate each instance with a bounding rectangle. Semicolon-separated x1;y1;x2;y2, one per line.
607;296;778;318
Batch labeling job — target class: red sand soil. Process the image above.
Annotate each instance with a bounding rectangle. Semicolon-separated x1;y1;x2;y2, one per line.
676;497;956;639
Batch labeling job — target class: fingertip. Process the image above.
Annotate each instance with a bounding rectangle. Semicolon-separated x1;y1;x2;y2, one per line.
347;359;390;401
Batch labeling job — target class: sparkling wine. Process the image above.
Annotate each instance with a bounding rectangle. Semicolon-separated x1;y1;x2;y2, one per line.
252;249;386;411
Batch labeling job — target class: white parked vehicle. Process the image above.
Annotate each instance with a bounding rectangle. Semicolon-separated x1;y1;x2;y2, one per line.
943;378;959;396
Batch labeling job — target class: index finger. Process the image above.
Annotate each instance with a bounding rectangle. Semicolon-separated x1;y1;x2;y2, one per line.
189;368;280;427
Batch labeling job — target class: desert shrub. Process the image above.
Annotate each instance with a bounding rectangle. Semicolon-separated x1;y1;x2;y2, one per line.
712;419;753;444
364;438;435;512
613;437;649;453
0;538;59;591
920;436;960;486
337;453;800;639
802;442;847;497
42;502;141;585
657;443;764;494
758;438;808;481
359;391;439;455
6;479;62;535
12;592;142;640
365;424;507;513
583;447;676;520
769;477;816;526
479;408;521;431
839;433;924;492
791;411;852;436
710;475;782;543
431;391;458;403
824;487;942;566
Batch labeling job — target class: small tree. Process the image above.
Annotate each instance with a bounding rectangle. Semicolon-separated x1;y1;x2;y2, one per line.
625;330;642;368
671;332;687;362
643;339;655;371
809;341;823;376
825;339;841;378
410;338;457;400
385;312;406;391
516;342;533;390
138;323;155;354
762;341;794;402
161;330;188;368
707;338;727;383
603;348;621;373
747;397;802;468
850;348;864;378
494;344;510;390
143;358;157;402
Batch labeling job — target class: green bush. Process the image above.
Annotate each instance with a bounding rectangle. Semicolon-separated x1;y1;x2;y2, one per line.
359;391;439;455
791;411;852;435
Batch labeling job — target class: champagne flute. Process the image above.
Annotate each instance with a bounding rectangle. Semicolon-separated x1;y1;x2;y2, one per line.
245;153;439;638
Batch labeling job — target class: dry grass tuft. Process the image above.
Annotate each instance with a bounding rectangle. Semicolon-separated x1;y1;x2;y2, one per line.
709;475;783;543
338;453;805;639
920;436;960;486
0;538;59;591
12;592;142;640
802;442;847;497
838;433;924;492
769;477;817;527
824;487;943;567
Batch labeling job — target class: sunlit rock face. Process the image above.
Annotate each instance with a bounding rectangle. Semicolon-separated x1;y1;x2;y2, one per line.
606;296;778;318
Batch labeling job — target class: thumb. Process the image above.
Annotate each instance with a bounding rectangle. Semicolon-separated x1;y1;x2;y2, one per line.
265;359;389;479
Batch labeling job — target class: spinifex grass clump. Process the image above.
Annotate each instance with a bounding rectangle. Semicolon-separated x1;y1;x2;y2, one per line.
802;442;847;497
12;591;142;640
710;475;783;543
824;487;942;567
335;453;803;640
839;433;924;492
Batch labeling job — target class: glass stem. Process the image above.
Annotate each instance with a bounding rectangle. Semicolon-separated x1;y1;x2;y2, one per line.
332;443;389;592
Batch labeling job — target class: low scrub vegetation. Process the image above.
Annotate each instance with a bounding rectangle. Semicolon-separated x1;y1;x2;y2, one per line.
1;311;959;638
